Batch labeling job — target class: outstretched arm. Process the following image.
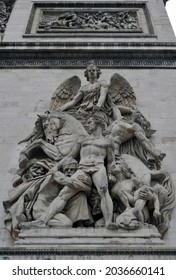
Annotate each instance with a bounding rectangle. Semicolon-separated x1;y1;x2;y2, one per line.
59;90;84;111
110;99;134;120
132;123;164;159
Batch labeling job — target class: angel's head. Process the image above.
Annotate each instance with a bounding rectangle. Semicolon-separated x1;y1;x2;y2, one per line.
84;61;101;81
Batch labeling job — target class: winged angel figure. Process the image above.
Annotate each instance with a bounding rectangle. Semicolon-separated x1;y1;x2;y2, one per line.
3;61;175;239
49;61;136;125
48;61;163;169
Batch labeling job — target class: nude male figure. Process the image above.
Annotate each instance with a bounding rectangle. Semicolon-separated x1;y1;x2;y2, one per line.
104;105;165;162
38;114;117;229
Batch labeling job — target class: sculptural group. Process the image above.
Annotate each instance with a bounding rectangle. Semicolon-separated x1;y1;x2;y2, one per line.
3;61;175;240
39;11;139;32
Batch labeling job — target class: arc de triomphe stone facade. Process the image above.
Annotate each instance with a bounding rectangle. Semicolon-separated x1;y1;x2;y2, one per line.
0;0;176;259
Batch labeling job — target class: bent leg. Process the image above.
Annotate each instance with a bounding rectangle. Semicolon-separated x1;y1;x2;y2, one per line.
133;199;146;223
41;186;79;224
111;184;131;210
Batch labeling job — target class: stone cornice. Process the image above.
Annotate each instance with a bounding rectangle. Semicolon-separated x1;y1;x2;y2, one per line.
0;42;176;68
0;247;176;258
1;41;176;49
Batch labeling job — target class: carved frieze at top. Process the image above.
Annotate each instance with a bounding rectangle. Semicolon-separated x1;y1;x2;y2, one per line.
25;1;154;37
1;46;176;69
38;10;141;33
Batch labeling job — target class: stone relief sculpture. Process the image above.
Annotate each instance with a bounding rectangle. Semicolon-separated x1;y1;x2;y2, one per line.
39;11;140;32
0;0;15;34
3;61;175;240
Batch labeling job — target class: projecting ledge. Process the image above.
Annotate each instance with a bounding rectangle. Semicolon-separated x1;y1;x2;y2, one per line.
14;226;164;249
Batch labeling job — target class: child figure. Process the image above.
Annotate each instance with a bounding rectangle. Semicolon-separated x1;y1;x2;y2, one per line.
110;160;141;211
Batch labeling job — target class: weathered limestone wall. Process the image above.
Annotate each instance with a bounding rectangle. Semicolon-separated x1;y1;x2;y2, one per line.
0;68;176;248
3;0;176;43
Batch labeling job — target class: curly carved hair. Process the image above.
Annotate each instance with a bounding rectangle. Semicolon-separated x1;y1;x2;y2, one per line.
88;113;107;131
84;61;101;81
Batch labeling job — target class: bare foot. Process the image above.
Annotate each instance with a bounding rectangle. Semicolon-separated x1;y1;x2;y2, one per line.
20;220;46;229
20;221;32;229
31;220;46;228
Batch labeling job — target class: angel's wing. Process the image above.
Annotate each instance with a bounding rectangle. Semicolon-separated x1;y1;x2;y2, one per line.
49;76;81;112
107;73;136;108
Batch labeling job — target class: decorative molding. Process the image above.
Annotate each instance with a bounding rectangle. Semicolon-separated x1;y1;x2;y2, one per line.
0;247;176;259
0;46;176;68
1;42;176;47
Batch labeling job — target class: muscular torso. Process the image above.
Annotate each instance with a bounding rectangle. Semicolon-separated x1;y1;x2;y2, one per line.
79;137;108;167
111;121;135;142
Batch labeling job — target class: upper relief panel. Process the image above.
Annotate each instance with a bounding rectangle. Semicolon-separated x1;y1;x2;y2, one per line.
25;1;154;38
2;0;176;43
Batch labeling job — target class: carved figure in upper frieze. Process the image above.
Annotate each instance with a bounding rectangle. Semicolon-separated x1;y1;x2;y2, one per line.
49;12;80;29
115;12;139;29
39;11;139;32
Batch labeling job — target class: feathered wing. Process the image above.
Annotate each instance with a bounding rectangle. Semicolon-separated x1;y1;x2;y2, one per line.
107;73;136;108
49;76;81;112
